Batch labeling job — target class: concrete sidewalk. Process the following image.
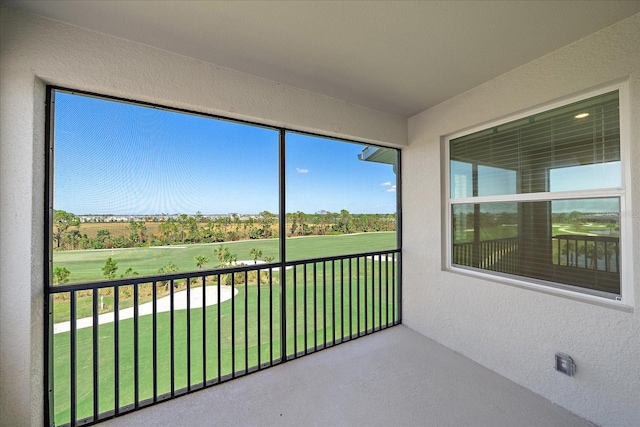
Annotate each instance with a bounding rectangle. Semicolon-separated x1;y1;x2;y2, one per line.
53;285;237;334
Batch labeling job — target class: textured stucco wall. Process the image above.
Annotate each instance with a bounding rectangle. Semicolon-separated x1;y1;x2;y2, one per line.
0;7;406;426
405;13;640;427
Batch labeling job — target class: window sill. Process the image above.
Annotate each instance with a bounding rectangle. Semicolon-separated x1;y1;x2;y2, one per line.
446;265;634;313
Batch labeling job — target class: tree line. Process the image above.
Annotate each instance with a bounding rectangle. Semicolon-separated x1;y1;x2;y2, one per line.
53;209;396;251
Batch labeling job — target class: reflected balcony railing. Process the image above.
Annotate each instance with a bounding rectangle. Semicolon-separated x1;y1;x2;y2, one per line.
554;234;620;273
452;237;519;274
452;235;620;295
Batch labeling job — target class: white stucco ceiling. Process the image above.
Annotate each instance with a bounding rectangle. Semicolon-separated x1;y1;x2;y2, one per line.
4;0;640;118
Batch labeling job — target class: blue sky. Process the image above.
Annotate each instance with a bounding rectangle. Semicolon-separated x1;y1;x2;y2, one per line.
53;92;398;215
450;161;620;198
450;160;620;214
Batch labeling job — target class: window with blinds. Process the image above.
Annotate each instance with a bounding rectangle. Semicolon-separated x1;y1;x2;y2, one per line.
447;89;624;299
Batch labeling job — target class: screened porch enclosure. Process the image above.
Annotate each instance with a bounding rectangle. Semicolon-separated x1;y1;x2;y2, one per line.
450;91;621;297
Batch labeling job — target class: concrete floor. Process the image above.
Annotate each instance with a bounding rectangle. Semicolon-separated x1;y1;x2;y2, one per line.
102;325;592;427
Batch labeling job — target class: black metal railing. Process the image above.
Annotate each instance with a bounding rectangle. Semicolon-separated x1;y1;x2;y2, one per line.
47;249;401;426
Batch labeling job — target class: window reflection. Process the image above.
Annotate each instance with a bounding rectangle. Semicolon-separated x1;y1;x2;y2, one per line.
450;91;620;197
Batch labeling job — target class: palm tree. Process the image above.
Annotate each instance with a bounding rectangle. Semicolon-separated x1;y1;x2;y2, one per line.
214;245;237;266
249;248;262;264
195;255;210;270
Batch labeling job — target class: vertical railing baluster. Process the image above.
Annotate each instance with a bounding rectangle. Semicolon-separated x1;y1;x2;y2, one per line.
186;277;191;391
231;273;235;377
378;254;382;330
257;268;261;369
313;262;317;351
269;268;273;366
152;281;157;403
322;261;327;347
302;264;306;354
491;241;500;271
92;289;99;421
279;264;286;363
202;275;206;384
133;284;139;408
340;259;344;342
356;257;361;336
349;258;353;339
370;255;375;330
170;279;175;396
364;256;368;334
510;240;513;272
398;251;402;323
492;241;496;270
331;259;336;346
70;290;77;426
506;238;508;268
217;274;221;383
392;253;396;323
491;241;494;268
385;253;390;327
244;271;248;374
114;285;119;415
294;264;299;356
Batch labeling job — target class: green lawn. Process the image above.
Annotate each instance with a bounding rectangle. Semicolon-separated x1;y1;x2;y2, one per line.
52;234;399;425
52;233;397;323
54;232;397;283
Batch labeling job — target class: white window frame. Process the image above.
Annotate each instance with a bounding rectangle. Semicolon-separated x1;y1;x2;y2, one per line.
443;81;634;308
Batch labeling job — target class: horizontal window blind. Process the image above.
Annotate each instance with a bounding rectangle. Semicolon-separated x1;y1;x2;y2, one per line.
448;90;621;298
450;91;620;198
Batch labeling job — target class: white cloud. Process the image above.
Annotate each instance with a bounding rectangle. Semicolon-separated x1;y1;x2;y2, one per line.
296;168;309;174
386;185;397;193
380;181;392;186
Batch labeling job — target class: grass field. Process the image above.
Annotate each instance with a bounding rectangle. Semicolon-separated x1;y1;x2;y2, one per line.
53;255;398;424
54;232;397;284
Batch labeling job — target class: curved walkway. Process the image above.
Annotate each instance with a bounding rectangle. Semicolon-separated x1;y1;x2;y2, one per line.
53;285;238;334
366;254;397;262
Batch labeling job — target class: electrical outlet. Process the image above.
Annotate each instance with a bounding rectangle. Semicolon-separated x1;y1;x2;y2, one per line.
555;353;576;376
